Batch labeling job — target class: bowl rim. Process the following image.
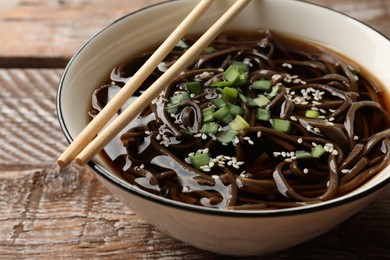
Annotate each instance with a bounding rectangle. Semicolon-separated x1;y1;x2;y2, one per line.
57;0;390;217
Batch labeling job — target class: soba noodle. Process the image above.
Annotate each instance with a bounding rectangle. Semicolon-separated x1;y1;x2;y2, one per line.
90;30;390;210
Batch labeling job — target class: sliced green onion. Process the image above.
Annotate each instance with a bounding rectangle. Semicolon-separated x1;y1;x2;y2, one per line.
212;80;234;87
229;115;250;131
186;82;202;95
231;60;250;72
295;150;313;160
223;65;243;83
169;92;190;106
226;103;244;116
239;93;257;107
305;109;320;119
204;46;216;53
312;145;325;158
222;86;239;104
256;108;271;121
271;119;291;134
266;84;281;99
232;72;248;87
180;128;193;136
213;106;234;124
347;65;360;75
211;98;226;108
190;153;211;170
217;129;239;144
176;39;189;49
202;106;215;123
165;104;179;114
200;122;219;134
253;95;271;108
252;79;272;91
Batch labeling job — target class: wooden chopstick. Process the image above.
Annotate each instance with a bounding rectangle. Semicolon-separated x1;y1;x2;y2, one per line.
57;0;215;167
70;0;251;166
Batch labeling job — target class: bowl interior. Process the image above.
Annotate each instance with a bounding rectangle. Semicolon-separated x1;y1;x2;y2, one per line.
57;0;390;213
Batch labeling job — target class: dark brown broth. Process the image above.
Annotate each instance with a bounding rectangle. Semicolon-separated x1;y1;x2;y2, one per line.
90;30;390;210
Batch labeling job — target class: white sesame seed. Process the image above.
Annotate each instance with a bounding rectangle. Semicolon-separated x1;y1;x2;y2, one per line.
303;168;309;174
248;140;254;145
257;131;262;138
212;175;219;179
341;169;350;174
290;116;298;121
329;117;335;122
285;158;293;163
298;138;303;144
332;150;338;156
354;135;359;140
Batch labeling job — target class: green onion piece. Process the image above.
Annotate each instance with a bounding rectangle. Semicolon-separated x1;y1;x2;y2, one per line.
190;153;211;170
231;61;249;73
229;115;250;131
305;109;320;119
252;79;272;91
256;108;271;121
202;106;215;123
200;122;219;134
239;93;257;107
222;86;239;104
312;145;325;158
186;82;203;94
165;105;179;114
226;103;244;116
213;106;234;124
271;119;292;134
211;98;226;108
253;95;271;108
180;128;193;136
217;129;239;144
266;85;281;99
212;80;234;87
233;72;248;87
347;65;360;75
204;46;216;53
295;150;313;160
176;39;189;49
223;65;243;83
169;92;190;106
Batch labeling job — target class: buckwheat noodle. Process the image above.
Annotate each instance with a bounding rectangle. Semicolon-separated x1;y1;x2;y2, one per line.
90;30;390;210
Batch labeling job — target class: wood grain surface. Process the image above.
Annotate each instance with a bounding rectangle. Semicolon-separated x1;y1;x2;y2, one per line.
0;0;389;259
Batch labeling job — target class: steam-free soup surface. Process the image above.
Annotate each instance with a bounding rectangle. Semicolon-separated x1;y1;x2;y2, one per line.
90;30;390;210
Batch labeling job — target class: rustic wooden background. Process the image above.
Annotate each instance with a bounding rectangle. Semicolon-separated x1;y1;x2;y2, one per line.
0;0;389;259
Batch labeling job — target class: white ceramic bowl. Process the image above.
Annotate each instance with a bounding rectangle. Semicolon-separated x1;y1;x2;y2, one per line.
57;0;390;256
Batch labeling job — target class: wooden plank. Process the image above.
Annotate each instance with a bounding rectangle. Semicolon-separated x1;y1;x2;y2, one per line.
0;0;166;67
1;0;390;67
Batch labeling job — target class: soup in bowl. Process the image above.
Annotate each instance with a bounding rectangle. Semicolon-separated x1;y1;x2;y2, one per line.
57;0;390;256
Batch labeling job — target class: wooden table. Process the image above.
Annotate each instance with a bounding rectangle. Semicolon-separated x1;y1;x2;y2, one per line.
0;0;389;258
